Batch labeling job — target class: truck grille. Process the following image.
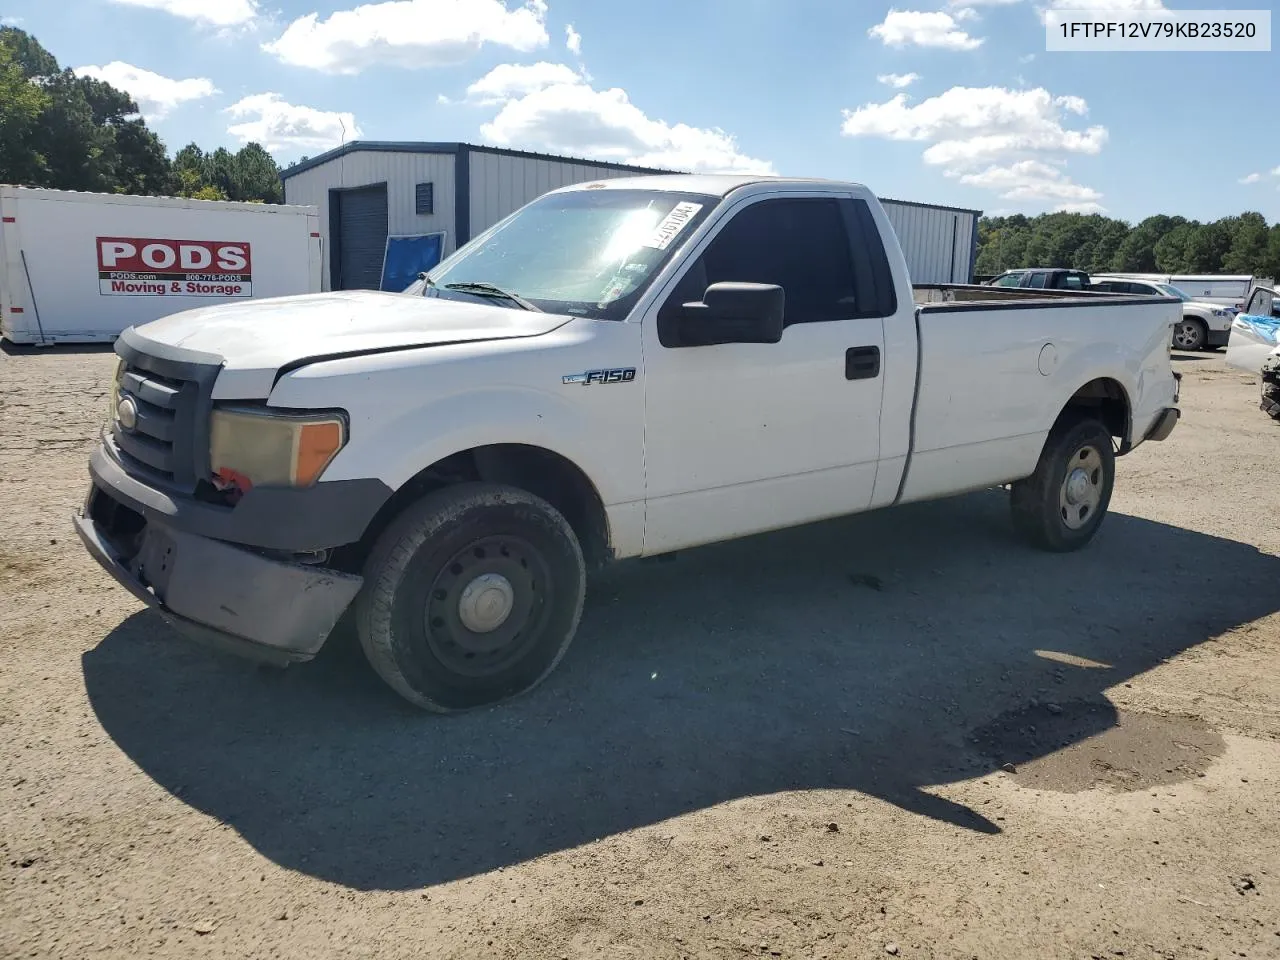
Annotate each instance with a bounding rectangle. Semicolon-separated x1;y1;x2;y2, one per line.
112;366;188;483
109;329;222;492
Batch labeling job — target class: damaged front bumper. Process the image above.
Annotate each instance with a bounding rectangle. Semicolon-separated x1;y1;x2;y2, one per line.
74;482;364;667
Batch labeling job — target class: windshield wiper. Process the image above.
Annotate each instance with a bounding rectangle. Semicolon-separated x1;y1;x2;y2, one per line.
442;281;541;312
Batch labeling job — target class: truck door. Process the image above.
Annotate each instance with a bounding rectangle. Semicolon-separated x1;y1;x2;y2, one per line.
640;193;890;554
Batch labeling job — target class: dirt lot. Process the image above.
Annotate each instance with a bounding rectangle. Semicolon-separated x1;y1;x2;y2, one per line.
2;344;1279;960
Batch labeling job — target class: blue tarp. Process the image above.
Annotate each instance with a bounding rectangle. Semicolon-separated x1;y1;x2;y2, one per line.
381;233;446;292
1235;313;1280;346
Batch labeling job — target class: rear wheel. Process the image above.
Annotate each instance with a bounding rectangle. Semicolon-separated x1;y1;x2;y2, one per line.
1172;318;1208;351
355;483;586;712
1011;418;1115;552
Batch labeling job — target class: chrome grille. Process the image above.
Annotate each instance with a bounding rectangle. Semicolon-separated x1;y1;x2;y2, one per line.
109;329;223;493
112;365;188;483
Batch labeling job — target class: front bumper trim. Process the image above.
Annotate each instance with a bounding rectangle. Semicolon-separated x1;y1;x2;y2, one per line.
74;511;363;664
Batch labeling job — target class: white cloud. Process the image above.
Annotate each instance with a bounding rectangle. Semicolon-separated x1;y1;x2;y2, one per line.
1239;172;1263;185
1047;0;1165;8
1039;0;1167;25
467;62;774;174
466;61;582;103
842;87;1106;165
263;0;549;74
225;93;360;152
1272;165;1280;176
107;0;259;27
73;61;217;120
565;22;581;55
1;15;24;24
877;72;921;88
954;160;1104;211
869;9;984;50
1018;52;1036;63
842;85;1105;211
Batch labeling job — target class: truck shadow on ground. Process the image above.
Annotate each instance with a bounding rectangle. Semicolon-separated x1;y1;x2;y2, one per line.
82;490;1280;891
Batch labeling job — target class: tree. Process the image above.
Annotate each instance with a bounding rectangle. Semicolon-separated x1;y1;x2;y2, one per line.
0;42;49;185
1223;212;1270;274
170;140;282;203
974;210;1280;280
0;27;173;195
1154;223;1198;273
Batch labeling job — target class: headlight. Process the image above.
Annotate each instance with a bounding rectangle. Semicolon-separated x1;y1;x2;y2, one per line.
209;407;347;489
1213;309;1227;317
108;358;125;422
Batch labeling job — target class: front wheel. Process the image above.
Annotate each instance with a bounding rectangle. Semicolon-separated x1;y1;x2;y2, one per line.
355;483;586;712
1172;318;1208;351
1010;418;1115;552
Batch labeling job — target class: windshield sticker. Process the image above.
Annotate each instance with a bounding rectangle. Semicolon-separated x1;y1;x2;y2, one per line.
642;202;703;251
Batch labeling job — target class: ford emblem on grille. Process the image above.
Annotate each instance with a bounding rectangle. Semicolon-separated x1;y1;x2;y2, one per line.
116;395;138;431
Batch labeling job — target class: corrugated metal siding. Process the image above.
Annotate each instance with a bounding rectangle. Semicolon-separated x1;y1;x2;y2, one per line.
283;150;456;290
467;152;641;239
881;200;977;285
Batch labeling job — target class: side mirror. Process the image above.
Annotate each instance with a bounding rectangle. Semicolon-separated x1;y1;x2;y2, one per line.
677;282;784;346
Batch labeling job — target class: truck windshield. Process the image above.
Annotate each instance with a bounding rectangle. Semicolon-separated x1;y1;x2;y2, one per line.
1156;283;1190;301
417;188;719;321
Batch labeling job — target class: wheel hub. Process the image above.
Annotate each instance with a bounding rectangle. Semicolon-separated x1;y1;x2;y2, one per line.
1059;444;1103;530
1064;467;1091;505
457;573;515;633
422;534;549;677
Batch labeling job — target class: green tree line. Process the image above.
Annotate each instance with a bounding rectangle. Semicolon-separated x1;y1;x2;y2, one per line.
0;27;282;203
976;210;1280;280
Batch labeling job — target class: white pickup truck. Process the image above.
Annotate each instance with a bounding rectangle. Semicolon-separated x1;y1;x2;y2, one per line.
74;175;1182;711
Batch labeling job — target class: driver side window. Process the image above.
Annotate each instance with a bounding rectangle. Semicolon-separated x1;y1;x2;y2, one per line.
658;197;891;347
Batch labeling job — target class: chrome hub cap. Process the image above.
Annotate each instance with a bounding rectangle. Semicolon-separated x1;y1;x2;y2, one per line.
1060;445;1103;530
1173;322;1200;349
457;573;515;634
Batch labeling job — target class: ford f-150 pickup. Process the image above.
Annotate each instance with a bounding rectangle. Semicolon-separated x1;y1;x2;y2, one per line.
74;174;1182;711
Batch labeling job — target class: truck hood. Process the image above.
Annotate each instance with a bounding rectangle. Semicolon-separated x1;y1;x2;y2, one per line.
129;290;574;397
1184;299;1228;315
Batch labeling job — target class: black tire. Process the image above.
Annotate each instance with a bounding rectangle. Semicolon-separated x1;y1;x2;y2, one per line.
355;482;586;712
1172;318;1208;351
1010;417;1115;552
1261;355;1280;421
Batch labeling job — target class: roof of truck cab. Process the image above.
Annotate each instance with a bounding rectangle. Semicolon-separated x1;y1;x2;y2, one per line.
550;174;859;197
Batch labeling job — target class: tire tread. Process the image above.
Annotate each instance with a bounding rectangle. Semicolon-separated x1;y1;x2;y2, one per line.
354;483;585;712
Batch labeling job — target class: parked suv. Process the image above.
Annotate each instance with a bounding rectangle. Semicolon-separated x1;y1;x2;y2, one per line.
985;268;1091;291
1092;276;1232;350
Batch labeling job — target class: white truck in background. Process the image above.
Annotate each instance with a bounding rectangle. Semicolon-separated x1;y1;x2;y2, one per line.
0;186;322;345
1091;274;1236;350
74;175;1182;712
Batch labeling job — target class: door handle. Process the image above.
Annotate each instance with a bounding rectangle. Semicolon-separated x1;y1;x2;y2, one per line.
845;346;881;380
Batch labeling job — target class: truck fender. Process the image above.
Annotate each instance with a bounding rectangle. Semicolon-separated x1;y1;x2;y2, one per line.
321;385;634;509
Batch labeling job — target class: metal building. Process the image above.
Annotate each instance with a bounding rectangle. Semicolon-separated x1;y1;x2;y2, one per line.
280;141;981;291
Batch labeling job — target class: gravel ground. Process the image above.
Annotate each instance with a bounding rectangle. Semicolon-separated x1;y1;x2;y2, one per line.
1;344;1278;960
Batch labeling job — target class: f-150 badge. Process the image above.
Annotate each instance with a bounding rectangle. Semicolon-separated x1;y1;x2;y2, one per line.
563;368;636;385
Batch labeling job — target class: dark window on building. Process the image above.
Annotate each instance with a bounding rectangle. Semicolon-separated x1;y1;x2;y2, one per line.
415;182;434;215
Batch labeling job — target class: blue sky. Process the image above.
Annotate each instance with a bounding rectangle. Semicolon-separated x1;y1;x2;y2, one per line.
2;0;1277;223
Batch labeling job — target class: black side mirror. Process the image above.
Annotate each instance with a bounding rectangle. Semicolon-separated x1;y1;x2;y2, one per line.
677;282;784;346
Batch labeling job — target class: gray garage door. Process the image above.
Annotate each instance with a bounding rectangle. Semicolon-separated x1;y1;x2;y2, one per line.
334;184;388;290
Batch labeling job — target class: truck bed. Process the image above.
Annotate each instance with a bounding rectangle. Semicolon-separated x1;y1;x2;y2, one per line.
912;283;1173;308
885;283;1181;507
